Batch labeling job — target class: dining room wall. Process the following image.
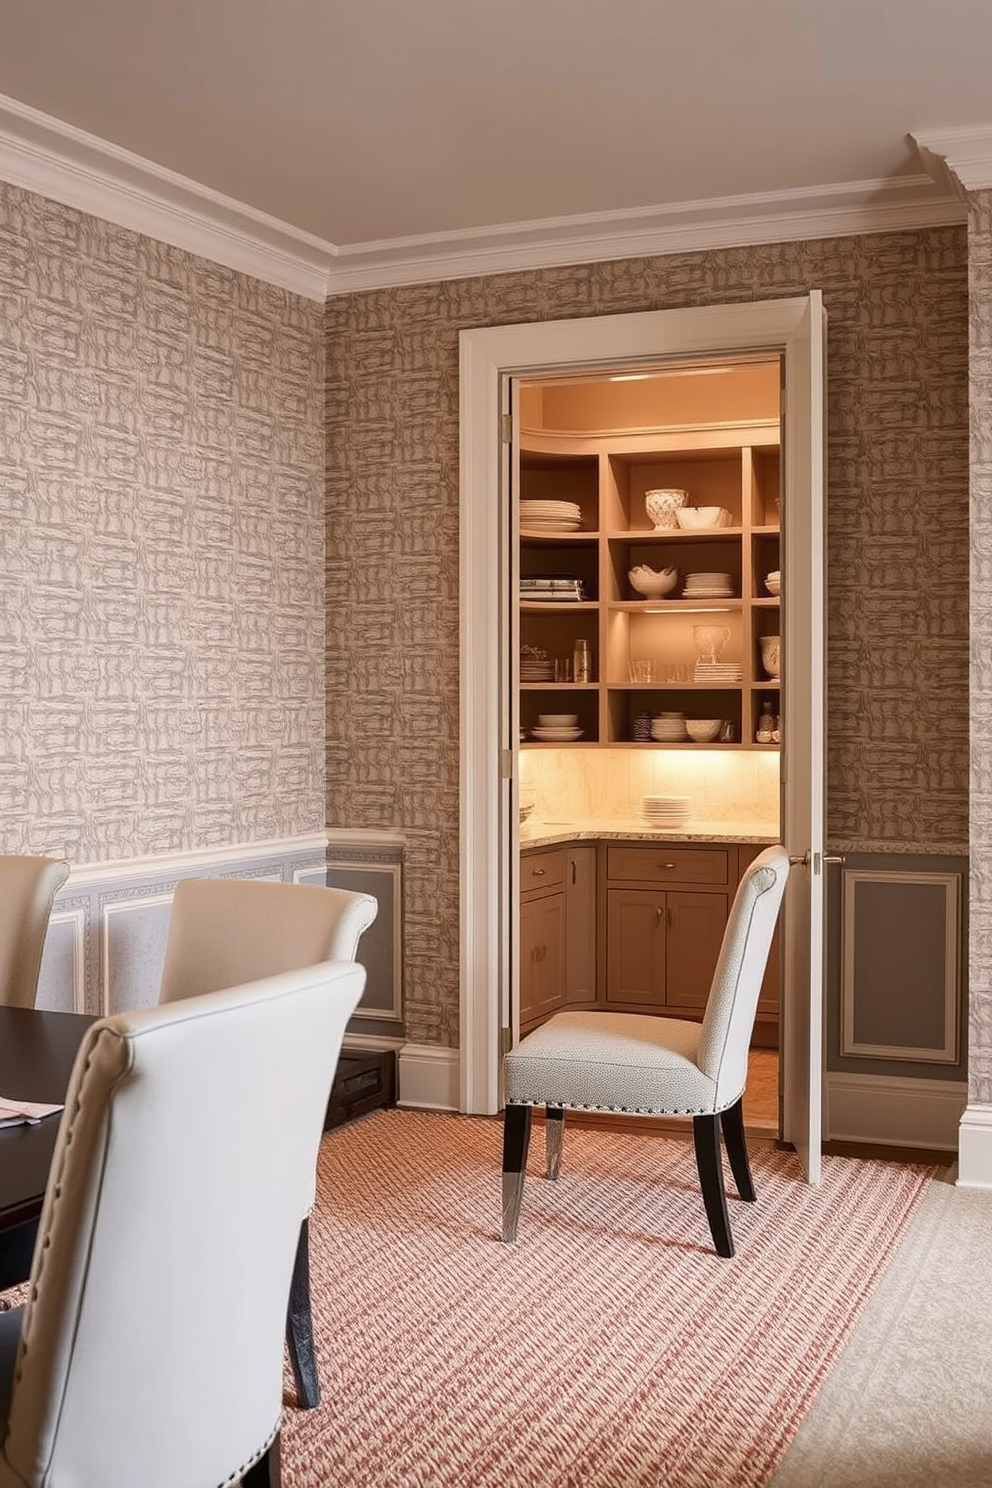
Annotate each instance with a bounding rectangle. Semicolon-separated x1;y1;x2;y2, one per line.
0;179;327;863
324;225;970;1054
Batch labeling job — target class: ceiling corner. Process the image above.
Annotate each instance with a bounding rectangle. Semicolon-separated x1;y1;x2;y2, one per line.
913;125;992;195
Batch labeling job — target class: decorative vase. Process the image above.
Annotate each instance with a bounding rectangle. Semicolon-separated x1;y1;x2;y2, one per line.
644;488;688;530
759;635;780;679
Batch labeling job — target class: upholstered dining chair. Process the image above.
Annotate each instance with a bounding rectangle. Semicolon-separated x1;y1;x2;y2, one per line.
158;874;379;1409
0;855;70;1009
502;843;790;1258
0;960;366;1488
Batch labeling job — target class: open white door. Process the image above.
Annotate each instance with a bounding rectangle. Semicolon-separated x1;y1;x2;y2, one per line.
780;291;827;1181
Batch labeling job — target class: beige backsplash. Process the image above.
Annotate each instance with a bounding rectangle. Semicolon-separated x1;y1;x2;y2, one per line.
520;748;780;830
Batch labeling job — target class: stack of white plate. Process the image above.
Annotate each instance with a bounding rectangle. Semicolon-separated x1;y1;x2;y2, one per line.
650;712;688;742
531;724;583;741
764;570;781;596
683;572;735;598
520;500;582;532
640;794;691;827
520;646;555;681
693;661;743;683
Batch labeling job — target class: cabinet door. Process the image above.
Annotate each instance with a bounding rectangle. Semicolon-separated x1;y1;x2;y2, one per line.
520;891;566;1030
564;845;597;1004
605;889;666;1007
665;891;730;1013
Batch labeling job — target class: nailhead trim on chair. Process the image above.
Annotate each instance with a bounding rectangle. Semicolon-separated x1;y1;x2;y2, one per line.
219;1422;280;1488
503;1096;741;1117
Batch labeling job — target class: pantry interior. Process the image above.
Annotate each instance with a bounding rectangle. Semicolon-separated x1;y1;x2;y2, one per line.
515;355;784;1131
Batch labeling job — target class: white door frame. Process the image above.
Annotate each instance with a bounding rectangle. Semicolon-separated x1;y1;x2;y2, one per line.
459;298;826;1139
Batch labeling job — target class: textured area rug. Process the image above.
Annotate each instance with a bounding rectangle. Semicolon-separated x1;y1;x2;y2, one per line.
282;1110;933;1488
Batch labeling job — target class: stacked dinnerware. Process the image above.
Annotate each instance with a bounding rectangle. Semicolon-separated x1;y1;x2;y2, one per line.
683;572;735;598
520;500;582;532
531;711;583;742
640;794;691;828
693;661;743;683
520;645;555;681
764;570;781;595
650;712;689;742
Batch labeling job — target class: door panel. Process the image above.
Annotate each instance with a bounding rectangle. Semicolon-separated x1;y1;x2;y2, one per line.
606;890;666;1006
666;891;730;1011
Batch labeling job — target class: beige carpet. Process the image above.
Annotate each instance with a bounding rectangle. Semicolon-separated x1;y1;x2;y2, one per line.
282;1109;934;1488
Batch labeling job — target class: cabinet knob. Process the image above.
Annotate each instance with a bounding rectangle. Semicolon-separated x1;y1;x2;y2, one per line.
532;868;545;877
659;862;676;870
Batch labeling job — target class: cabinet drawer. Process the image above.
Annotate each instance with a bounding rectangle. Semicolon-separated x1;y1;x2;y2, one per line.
606;845;730;887
520;848;567;893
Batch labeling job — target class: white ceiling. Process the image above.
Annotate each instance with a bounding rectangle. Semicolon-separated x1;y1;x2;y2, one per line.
0;0;990;292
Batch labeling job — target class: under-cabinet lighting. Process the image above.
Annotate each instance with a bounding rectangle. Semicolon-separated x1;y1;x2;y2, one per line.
609;373;652;382
609;366;734;382
644;605;733;614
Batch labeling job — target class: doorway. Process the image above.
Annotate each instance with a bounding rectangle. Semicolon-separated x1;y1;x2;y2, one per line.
513;357;784;1134
459;297;825;1176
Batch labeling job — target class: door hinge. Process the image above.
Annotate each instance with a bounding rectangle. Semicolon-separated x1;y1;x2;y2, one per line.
500;747;514;780
501;413;513;444
499;1026;513;1058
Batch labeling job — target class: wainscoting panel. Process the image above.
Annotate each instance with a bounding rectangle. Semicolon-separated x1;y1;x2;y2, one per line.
33;835;388;1020
841;868;961;1063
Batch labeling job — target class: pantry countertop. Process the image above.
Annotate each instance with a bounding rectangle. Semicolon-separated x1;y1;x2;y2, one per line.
519;818;779;849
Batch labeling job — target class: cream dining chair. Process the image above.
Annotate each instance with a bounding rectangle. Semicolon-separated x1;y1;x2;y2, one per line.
501;844;789;1258
0;961;365;1488
158;874;379;1409
0;855;70;1009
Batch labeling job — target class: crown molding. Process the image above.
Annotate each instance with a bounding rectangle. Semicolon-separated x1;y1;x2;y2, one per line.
0;92;966;300
0;92;332;299
913;125;992;195
324;177;963;294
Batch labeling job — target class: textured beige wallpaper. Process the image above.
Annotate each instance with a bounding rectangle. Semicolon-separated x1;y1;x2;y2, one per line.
325;227;969;1047
969;192;992;1107
0;182;327;862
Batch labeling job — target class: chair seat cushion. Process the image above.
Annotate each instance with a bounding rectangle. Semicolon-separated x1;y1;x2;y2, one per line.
504;1011;720;1115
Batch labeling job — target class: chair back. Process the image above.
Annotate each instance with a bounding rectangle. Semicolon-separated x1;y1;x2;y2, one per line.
0;856;70;1008
696;844;790;1106
158;876;378;1003
0;961;366;1488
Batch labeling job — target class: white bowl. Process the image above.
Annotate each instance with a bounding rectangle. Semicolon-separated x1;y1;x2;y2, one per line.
644;488;688;529
676;506;733;530
686;719;722;742
628;565;679;598
764;571;781;595
537;713;578;727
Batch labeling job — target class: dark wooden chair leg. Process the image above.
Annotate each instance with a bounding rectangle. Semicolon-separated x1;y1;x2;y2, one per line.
720;1096;756;1202
501;1103;533;1242
243;1431;282;1487
286;1218;320;1409
692;1113;735;1258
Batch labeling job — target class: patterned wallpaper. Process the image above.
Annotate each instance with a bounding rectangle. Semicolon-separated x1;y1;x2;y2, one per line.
0;182;326;862
969;191;992;1107
325;227;970;1047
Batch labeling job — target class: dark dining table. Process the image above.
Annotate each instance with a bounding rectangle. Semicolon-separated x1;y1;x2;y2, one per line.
0;1006;95;1290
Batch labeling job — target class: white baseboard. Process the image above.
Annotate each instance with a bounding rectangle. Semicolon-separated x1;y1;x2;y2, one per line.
826;1072;966;1152
398;1042;460;1112
956;1103;992;1188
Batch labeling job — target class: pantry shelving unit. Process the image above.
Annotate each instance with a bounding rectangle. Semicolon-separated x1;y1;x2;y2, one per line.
518;421;782;750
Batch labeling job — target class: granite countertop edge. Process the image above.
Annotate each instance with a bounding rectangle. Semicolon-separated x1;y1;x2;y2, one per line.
520;819;779;849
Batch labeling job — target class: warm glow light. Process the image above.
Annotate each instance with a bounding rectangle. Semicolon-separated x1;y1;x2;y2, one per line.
644;605;733;615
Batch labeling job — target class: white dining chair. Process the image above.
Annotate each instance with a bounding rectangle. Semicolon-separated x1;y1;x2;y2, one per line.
501;844;790;1257
0;856;70;1009
0;960;366;1488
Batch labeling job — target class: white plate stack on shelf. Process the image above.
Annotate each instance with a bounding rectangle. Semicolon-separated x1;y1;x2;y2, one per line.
764;570;781;595
683;571;735;598
520;500;582;532
640;794;691;828
693;660;743;684
649;712;689;742
520;645;555;682
531;712;583;742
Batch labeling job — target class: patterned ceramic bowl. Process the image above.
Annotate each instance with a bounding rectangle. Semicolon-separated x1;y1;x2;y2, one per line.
644;489;688;529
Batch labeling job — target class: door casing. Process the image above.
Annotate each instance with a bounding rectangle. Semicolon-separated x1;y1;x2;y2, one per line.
458;298;826;1166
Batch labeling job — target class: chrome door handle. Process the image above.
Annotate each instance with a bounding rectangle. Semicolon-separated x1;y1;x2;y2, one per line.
789;851;845;872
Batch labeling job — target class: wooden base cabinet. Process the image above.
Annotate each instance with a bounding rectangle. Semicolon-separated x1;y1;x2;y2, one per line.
519;842;597;1034
520;837;777;1043
605;886;729;1013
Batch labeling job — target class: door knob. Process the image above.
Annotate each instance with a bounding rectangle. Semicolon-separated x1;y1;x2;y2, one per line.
789;851;845;872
